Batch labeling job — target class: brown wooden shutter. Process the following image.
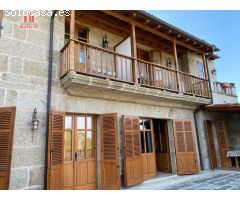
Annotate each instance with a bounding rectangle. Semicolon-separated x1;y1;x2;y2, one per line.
216;120;231;167
48;110;65;190
0;107;16;190
100;113;120;190
173;120;198;175
122;116;143;187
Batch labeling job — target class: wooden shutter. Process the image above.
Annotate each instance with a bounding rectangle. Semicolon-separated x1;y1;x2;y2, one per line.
122;116;143;187
48;111;65;190
216;120;231;167
173;120;198;175
100;113;120;190
0;107;16;190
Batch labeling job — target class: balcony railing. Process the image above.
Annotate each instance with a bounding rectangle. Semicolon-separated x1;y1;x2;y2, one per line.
60;39;210;98
213;82;237;96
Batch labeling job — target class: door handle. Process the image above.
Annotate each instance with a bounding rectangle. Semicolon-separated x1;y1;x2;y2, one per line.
75;152;77;161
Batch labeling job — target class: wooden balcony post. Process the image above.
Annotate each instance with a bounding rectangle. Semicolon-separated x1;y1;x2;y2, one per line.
130;22;138;84
173;40;181;92
69;10;75;71
202;53;211;97
202;54;209;80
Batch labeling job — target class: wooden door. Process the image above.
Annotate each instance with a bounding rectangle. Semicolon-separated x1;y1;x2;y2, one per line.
123;116;143;187
216;120;231;167
140;118;157;179
63;115;74;189
205;120;217;169
100;113;120;189
74;25;88;72
173;120;198;175
137;49;150;84
63;115;97;190
48;111;65;190
0;107;16;190
154;120;172;173
74;115;97;189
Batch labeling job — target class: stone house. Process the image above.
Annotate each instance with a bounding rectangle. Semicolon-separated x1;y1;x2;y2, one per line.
0;10;239;190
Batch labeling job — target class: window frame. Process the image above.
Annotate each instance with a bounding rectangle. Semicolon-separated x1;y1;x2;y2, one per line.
64;114;96;162
140;118;154;154
197;61;205;79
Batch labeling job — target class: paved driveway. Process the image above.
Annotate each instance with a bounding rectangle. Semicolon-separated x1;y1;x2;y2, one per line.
127;170;240;190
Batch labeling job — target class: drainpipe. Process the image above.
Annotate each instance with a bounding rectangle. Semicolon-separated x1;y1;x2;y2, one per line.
194;106;204;171
44;10;57;190
193;55;214;171
205;54;214;104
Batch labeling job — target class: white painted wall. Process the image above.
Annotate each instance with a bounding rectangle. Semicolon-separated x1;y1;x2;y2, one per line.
115;37;132;82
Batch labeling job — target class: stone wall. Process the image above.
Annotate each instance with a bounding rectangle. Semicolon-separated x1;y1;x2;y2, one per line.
0;13;65;189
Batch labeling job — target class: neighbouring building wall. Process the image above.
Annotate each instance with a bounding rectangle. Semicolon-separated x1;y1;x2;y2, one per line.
225;113;240;150
212;92;238;104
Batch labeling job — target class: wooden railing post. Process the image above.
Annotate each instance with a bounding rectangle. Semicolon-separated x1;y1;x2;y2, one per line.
69;10;75;71
173;40;181;92
202;53;211;97
130;22;138;84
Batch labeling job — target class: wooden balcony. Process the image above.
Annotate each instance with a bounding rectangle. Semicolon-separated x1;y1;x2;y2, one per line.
213;82;237;96
60;39;211;99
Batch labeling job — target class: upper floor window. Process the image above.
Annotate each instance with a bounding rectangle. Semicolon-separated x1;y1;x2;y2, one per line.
197;61;205;79
64;22;88;44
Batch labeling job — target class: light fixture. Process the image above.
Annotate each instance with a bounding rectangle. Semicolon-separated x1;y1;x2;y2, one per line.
102;34;109;49
211;69;217;75
31;108;39;130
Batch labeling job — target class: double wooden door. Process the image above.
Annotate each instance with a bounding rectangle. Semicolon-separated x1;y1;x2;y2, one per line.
48;111;120;190
140;118;157;179
63;114;97;190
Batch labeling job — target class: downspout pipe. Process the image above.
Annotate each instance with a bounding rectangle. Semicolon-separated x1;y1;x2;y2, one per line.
44;10;57;190
194;105;204;171
193;56;213;171
205;55;214;104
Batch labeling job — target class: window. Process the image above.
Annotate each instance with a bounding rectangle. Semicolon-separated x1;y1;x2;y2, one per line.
140;119;153;153
64;116;73;161
64;115;95;161
197;61;205;79
76;116;95;159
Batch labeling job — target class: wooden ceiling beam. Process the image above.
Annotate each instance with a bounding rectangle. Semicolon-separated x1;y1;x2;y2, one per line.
101;10;209;54
78;11;130;34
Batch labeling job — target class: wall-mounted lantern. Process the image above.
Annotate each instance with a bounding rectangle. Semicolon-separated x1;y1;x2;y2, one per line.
211;69;217;75
102;34;109;49
31;108;39;130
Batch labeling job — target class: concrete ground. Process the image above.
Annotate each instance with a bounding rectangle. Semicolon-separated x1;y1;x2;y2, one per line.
127;170;240;190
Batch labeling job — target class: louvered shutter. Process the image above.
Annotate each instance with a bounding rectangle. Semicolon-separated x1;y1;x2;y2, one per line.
216;121;231;167
123;116;143;187
100;113;120;190
173;120;198;175
0;107;16;190
48;111;64;190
